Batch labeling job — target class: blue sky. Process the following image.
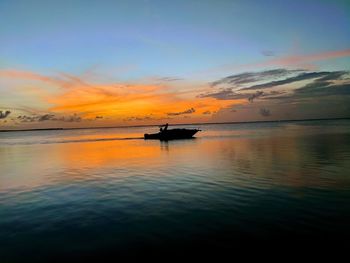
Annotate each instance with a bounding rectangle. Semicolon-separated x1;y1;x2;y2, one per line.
1;0;349;79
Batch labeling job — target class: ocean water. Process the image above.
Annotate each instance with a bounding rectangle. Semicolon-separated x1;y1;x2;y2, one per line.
1;120;350;260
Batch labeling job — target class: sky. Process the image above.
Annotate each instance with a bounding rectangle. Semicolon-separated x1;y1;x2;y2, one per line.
1;0;350;129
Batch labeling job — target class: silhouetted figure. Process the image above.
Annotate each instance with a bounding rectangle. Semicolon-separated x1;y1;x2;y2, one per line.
159;123;169;133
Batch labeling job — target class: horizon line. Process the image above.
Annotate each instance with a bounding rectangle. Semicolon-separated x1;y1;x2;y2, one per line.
1;116;349;133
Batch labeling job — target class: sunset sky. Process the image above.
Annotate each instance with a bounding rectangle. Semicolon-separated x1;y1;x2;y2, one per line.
1;0;350;129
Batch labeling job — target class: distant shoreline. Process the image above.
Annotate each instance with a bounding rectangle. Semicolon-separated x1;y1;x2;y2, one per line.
1;117;349;133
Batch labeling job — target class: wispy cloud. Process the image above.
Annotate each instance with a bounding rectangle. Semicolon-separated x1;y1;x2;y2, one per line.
0;70;53;82
124;114;157;122
262;50;275;57
210;68;302;88
262;49;350;68
203;48;350;75
198;89;248;100
198;89;283;102
155;77;183;82
167;108;195;116
241;71;348;90
209;69;349;94
289;82;350;99
17;113;82;123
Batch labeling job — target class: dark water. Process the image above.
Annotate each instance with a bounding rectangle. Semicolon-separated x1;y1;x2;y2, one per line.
1;120;350;260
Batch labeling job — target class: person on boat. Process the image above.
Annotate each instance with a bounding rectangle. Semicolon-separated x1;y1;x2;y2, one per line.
159;123;169;132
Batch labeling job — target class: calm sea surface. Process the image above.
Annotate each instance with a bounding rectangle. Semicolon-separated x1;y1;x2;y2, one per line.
1;120;350;260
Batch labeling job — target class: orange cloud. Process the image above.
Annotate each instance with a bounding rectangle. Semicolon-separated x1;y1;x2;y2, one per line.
1;69;247;126
48;81;238;121
263;48;350;67
201;48;350;75
0;70;52;82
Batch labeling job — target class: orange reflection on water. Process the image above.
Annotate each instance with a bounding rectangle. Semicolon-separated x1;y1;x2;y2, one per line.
0;139;164;190
1;127;349;192
57;139;162;169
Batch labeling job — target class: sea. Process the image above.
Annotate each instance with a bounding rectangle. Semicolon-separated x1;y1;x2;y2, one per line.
1;119;350;261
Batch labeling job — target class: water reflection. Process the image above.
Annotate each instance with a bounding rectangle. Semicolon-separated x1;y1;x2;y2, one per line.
198;133;350;190
160;141;169;152
1;121;350;260
1;124;350;192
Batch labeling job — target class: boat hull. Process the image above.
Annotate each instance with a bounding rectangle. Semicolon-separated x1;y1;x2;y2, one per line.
144;129;200;140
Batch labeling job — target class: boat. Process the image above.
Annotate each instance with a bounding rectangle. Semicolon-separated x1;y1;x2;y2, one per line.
144;124;201;140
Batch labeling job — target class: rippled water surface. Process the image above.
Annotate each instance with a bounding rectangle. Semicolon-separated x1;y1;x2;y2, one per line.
1;120;350;260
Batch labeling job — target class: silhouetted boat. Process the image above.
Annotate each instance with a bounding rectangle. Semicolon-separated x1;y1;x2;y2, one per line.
144;124;201;140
